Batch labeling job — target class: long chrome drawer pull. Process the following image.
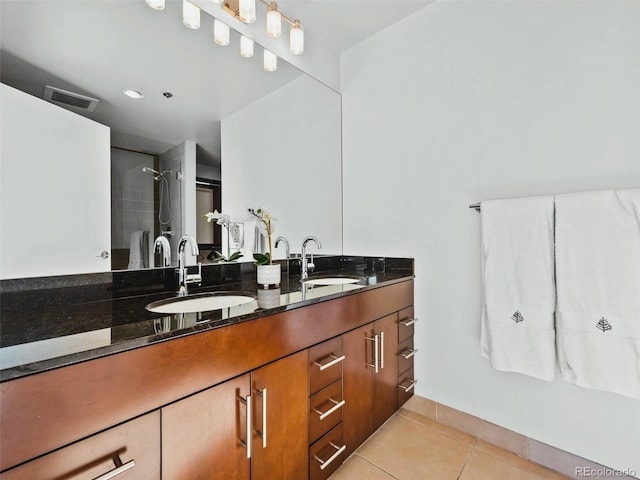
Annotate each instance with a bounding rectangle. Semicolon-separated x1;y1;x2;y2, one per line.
239;394;252;458
399;348;418;359
399;317;418;327
365;334;379;373
256;388;267;448
314;398;346;420
379;331;385;370
398;379;418;392
314;442;347;470
314;354;346;371
92;459;135;480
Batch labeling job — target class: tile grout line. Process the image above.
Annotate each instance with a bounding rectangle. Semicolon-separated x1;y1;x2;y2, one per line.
455;442;477;480
353;453;401;480
397;410;476;446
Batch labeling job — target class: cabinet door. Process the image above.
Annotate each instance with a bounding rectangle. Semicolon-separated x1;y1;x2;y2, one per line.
162;374;251;480
251;350;309;480
0;411;159;480
373;313;399;430
342;323;375;457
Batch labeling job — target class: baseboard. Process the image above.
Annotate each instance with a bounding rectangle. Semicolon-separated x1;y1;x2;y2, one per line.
402;395;638;480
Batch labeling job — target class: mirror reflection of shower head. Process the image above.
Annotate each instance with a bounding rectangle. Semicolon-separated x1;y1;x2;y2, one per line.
141;166;172;225
142;167;172;182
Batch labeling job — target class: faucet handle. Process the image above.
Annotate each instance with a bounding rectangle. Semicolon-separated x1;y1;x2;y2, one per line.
187;263;202;286
308;254;315;273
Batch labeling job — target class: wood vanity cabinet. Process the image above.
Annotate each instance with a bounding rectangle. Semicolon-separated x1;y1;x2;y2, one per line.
342;312;399;457
0;279;414;479
0;412;160;480
397;306;417;406
162;351;308;480
308;337;346;480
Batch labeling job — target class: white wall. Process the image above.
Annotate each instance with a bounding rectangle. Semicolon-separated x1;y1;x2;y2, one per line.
0;84;111;279
222;74;342;260
342;0;640;472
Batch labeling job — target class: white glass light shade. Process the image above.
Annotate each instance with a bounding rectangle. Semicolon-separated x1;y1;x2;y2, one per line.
239;0;256;23
263;49;277;72
266;3;281;38
240;35;254;57
145;0;165;10
211;0;223;3
214;19;230;46
183;0;200;29
290;21;304;54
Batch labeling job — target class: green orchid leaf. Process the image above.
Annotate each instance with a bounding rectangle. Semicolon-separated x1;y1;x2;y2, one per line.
228;251;244;261
253;253;270;266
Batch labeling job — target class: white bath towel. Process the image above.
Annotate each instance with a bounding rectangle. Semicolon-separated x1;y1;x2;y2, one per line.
555;188;640;399
480;195;556;381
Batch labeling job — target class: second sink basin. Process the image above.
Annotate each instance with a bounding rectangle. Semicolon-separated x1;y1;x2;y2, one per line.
301;275;362;286
146;292;257;314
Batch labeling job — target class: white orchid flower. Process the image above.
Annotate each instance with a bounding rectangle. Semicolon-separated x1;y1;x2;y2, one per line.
204;210;221;223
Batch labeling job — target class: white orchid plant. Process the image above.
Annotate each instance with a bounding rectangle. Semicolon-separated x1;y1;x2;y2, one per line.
203;210;243;262
248;207;273;266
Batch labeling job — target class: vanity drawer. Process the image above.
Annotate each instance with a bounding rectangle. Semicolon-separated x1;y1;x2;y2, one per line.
309;379;344;443
398;366;417;407
309;336;344;395
397;336;416;374
310;423;346;480
0;411;160;480
397;306;415;343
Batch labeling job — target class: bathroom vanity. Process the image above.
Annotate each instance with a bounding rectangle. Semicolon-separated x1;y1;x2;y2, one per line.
0;256;415;479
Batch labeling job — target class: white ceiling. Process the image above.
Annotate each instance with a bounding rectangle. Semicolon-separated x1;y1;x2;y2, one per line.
0;0;432;167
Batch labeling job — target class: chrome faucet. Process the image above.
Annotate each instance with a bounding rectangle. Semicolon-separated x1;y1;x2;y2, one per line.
177;235;201;296
301;236;322;280
274;236;290;259
154;235;171;267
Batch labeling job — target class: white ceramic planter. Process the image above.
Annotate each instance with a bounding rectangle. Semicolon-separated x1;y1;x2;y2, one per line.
257;264;281;288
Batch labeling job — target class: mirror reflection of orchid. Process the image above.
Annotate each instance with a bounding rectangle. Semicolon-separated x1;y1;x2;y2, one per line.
248;207;273;266
203;210;243;262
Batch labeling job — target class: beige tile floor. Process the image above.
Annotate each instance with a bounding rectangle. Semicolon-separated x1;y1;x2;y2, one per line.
329;409;571;480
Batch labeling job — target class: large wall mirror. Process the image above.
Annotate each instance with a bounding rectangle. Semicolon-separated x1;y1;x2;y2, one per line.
0;0;342;279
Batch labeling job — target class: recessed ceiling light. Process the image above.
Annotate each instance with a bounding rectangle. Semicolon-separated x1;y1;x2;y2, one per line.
123;89;144;99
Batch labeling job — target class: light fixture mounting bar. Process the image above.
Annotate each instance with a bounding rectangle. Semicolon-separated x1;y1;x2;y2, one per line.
257;0;300;27
224;0;302;28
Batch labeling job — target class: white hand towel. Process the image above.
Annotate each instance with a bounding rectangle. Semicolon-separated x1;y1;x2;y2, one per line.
480;195;556;381
555;188;640;399
127;230;143;270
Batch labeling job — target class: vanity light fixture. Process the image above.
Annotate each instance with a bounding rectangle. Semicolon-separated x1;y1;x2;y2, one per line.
214;18;230;45
289;19;303;54
183;0;200;29
223;0;304;55
266;2;281;38
123;89;144;99
145;0;165;10
240;35;254;57
239;0;256;24
263;49;277;72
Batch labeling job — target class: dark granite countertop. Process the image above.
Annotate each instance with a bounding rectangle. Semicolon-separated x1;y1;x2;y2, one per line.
0;256;413;382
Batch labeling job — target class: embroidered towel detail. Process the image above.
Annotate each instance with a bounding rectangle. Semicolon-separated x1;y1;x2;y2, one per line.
480;195;556;381
596;317;612;332
555;188;640;399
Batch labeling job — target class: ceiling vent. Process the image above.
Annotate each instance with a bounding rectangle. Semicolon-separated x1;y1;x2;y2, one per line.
43;85;99;112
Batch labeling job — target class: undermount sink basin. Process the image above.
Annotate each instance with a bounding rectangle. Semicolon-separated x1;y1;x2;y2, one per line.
146;292;257;314
301;275;361;286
